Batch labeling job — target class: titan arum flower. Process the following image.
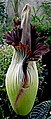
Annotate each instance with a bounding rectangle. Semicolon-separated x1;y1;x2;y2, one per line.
5;4;50;116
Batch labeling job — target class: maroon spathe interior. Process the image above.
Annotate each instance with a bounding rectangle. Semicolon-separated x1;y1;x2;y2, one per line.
6;19;50;61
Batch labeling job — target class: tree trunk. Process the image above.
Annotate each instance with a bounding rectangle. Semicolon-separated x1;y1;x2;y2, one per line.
14;0;18;16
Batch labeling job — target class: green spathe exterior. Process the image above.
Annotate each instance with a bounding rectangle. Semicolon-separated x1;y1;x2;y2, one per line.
5;49;38;115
